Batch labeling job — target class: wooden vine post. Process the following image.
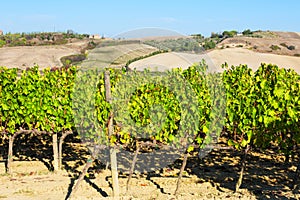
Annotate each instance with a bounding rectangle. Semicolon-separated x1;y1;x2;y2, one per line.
7;135;14;174
52;132;59;171
104;70;120;198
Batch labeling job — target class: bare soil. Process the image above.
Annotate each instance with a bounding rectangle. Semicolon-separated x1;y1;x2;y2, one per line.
218;31;300;57
0;40;90;69
208;48;300;73
129;49;300;73
0;135;299;200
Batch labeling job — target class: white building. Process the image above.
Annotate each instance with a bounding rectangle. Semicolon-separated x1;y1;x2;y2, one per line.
89;34;101;39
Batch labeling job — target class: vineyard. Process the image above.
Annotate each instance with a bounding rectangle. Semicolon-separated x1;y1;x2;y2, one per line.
0;61;300;199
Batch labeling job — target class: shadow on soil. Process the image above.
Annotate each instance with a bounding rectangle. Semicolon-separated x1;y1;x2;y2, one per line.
1;133;299;200
4;134;55;171
182;147;299;200
61;135;108;199
0;133;108;198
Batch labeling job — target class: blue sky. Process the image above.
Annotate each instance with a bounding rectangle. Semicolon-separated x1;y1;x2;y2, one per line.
1;0;299;37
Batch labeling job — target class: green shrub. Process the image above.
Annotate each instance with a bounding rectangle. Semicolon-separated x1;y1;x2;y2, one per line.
270;45;281;51
222;30;238;38
61;54;86;66
242;29;252;35
280;43;288;48
280;43;296;50
288;45;296;50
0;39;5;47
203;40;216;50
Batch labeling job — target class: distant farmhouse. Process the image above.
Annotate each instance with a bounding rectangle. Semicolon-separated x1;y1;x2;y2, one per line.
89;34;101;39
0;30;3;35
53;33;64;41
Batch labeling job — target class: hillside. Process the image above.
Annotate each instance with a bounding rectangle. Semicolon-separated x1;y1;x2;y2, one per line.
0;45;78;68
0;39;96;68
0;30;300;70
128;31;300;72
128;48;300;73
80;42;158;68
217;31;300;57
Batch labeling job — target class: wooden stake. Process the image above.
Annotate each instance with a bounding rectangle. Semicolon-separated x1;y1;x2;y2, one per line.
52;133;59;171
104;70;120;198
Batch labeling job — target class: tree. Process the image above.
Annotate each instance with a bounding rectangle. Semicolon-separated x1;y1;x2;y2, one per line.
203;40;216;50
66;29;75;35
288;45;296;50
222;30;238;38
0;39;5;47
242;29;252;35
191;33;204;39
210;32;221;38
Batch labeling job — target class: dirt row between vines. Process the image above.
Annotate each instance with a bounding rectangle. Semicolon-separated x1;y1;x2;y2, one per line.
0;135;299;199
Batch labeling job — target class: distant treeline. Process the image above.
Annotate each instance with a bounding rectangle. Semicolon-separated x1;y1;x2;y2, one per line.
0;31;90;47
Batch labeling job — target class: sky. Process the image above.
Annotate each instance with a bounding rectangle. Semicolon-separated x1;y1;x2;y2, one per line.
0;0;300;37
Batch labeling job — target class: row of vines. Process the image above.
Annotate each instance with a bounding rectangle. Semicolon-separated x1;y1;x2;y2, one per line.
0;62;300;197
